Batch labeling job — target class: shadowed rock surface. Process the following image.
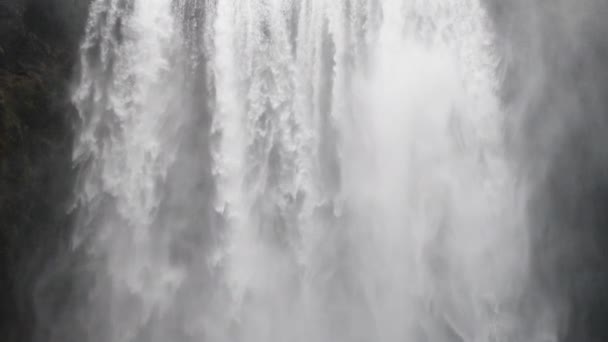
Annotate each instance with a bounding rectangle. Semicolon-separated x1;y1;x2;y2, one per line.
0;1;88;341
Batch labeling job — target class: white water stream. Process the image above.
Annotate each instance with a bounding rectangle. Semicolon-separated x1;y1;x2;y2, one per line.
71;1;551;341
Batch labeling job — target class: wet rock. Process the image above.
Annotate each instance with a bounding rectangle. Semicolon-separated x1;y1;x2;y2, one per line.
0;1;88;341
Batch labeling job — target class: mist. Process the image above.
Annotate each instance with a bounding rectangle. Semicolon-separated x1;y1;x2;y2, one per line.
488;0;608;340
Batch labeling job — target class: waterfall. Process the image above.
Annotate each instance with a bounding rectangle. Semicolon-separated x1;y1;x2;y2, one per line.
70;0;554;341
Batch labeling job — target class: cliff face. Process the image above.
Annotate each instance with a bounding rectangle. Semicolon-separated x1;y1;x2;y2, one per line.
0;1;88;341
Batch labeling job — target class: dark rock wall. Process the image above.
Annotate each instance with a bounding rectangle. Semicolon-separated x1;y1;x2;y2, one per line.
0;1;88;341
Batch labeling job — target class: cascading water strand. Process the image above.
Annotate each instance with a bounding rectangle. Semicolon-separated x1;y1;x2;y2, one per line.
70;1;554;341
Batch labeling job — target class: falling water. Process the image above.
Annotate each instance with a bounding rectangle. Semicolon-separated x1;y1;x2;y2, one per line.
70;0;552;341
